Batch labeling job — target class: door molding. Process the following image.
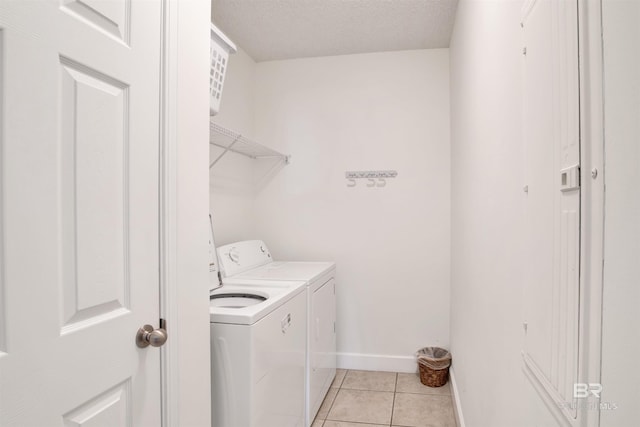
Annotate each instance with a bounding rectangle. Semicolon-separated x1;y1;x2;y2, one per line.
159;0;178;425
576;1;604;426
159;1;212;426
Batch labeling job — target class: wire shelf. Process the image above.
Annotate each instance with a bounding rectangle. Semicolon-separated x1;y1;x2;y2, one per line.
209;122;290;168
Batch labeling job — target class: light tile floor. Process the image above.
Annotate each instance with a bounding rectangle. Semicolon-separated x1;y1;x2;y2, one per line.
312;369;457;427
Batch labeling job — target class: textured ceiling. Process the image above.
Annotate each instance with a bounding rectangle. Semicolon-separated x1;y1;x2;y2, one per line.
211;0;459;62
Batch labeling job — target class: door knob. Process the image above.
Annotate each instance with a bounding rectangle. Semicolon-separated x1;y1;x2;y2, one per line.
136;324;168;348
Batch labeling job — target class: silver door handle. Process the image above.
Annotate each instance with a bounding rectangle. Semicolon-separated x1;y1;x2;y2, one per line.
136;324;168;348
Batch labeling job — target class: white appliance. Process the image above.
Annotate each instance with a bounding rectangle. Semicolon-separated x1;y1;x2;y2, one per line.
217;240;336;427
209;220;306;427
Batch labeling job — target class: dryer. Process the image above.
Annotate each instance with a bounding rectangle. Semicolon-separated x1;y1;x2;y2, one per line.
217;240;336;427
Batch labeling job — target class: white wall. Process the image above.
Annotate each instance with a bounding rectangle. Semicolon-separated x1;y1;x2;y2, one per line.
449;1;538;426
209;48;258;245
251;50;451;371
600;0;640;424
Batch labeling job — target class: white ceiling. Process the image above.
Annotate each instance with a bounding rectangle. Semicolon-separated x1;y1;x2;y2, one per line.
211;0;459;62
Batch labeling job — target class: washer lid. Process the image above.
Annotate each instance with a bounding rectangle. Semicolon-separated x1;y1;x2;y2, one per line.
209;282;305;325
210;292;267;308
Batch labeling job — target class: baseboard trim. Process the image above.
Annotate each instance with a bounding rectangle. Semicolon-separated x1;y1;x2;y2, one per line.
450;368;466;427
336;352;417;373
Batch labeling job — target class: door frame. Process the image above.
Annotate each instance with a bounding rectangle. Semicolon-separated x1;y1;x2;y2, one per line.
159;1;212;426
576;1;604;427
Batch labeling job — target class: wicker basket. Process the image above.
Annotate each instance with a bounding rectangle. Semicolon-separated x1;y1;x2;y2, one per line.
416;346;451;387
418;361;449;387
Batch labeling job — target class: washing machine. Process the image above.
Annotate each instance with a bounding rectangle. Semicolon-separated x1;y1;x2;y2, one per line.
208;222;306;427
217;240;336;427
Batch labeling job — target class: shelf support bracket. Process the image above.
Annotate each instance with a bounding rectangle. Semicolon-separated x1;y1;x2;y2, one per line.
209;135;241;169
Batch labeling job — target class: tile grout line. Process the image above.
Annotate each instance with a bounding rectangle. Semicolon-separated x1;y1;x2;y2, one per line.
389;372;398;426
322;369;347;425
395;391;453;396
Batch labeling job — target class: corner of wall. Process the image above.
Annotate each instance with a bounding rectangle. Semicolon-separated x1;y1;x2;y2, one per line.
449;368;466;427
209;47;260;245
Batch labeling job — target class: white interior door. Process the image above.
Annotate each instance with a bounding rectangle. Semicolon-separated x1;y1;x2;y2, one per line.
0;1;163;425
522;0;581;422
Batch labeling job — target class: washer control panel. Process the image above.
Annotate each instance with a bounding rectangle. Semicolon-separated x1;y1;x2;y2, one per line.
217;240;272;277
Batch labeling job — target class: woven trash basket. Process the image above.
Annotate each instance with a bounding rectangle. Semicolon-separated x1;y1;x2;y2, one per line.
416;347;452;387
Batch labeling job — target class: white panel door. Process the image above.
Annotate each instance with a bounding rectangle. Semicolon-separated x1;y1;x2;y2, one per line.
522;0;581;422
0;1;163;425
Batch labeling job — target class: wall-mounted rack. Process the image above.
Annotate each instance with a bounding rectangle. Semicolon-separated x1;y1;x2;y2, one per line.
345;170;398;187
209;121;290;168
345;170;398;179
